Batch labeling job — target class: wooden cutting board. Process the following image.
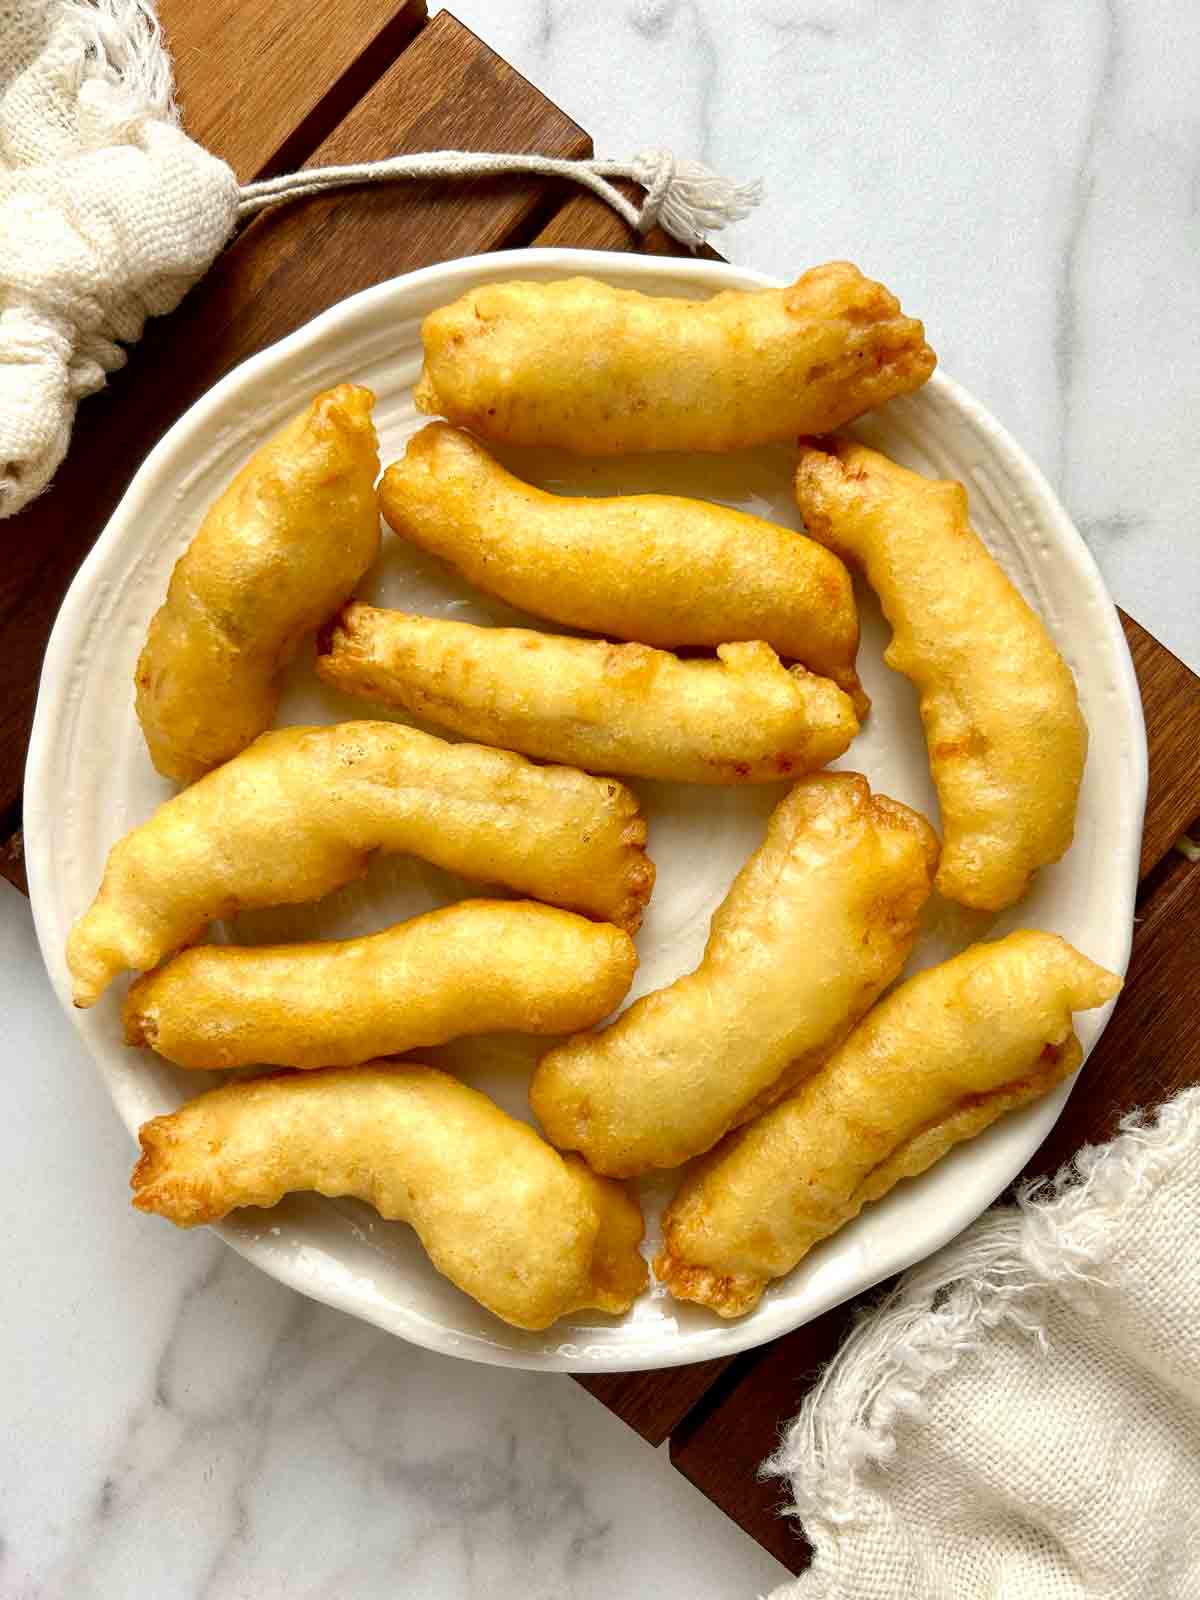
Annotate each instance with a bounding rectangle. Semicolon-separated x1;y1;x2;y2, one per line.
4;5;1197;1574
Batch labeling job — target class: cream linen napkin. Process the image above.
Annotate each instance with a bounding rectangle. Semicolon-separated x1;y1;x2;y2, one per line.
0;0;239;518
764;1088;1200;1599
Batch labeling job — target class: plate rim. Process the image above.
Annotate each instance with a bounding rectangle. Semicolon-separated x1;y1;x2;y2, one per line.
24;247;1149;1372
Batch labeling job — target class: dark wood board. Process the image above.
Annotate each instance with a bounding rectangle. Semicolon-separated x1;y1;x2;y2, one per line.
575;1360;735;1448
1121;611;1200;877
158;0;427;182
670;1298;897;1574
532;184;722;260
0;828;25;898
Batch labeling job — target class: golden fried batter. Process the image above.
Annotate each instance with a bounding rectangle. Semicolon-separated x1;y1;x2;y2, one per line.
135;386;381;783
656;932;1121;1317
379;423;866;712
317;607;858;785
124;900;637;1070
414;264;935;454
131;1064;648;1331
795;438;1087;910
530;775;938;1176
67;722;653;1006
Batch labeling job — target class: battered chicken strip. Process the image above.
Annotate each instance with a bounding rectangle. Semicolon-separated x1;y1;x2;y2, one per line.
124;900;637;1071
530;775;938;1176
131;1064;648;1331
795;438;1087;910
379;423;866;713
414;263;934;454
67;722;653;1007
317;607;858;785
657;931;1121;1317
135;385;381;784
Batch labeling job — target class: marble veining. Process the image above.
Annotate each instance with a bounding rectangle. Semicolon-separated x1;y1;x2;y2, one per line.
1053;0;1120;491
2;883;784;1598
448;0;1200;674
5;3;1199;1596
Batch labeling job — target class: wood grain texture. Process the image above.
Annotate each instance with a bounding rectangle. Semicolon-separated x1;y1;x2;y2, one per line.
161;11;591;386
1121;610;1200;876
669;1294;905;1575
574;1361;734;1447
0;11;589;826
531;184;722;260
158;0;427;180
0;827;26;898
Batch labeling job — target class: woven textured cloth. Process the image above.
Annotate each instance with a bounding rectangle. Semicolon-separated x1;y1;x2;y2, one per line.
0;0;238;517
765;1088;1200;1599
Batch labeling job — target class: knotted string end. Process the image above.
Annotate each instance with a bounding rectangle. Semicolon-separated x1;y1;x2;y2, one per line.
630;149;764;249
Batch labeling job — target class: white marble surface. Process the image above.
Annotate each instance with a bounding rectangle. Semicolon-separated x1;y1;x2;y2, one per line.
0;882;787;1599
5;4;1199;1597
447;0;1200;676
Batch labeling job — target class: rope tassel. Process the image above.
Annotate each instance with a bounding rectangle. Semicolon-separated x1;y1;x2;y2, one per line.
626;151;764;247
238;148;763;251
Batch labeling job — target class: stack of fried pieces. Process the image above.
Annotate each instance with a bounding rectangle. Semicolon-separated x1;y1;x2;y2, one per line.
66;263;1119;1333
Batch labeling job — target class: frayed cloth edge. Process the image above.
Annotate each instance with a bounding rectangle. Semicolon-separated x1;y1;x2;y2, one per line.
759;1088;1200;1587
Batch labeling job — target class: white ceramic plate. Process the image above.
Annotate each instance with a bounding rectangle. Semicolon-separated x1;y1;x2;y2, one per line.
25;250;1146;1372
